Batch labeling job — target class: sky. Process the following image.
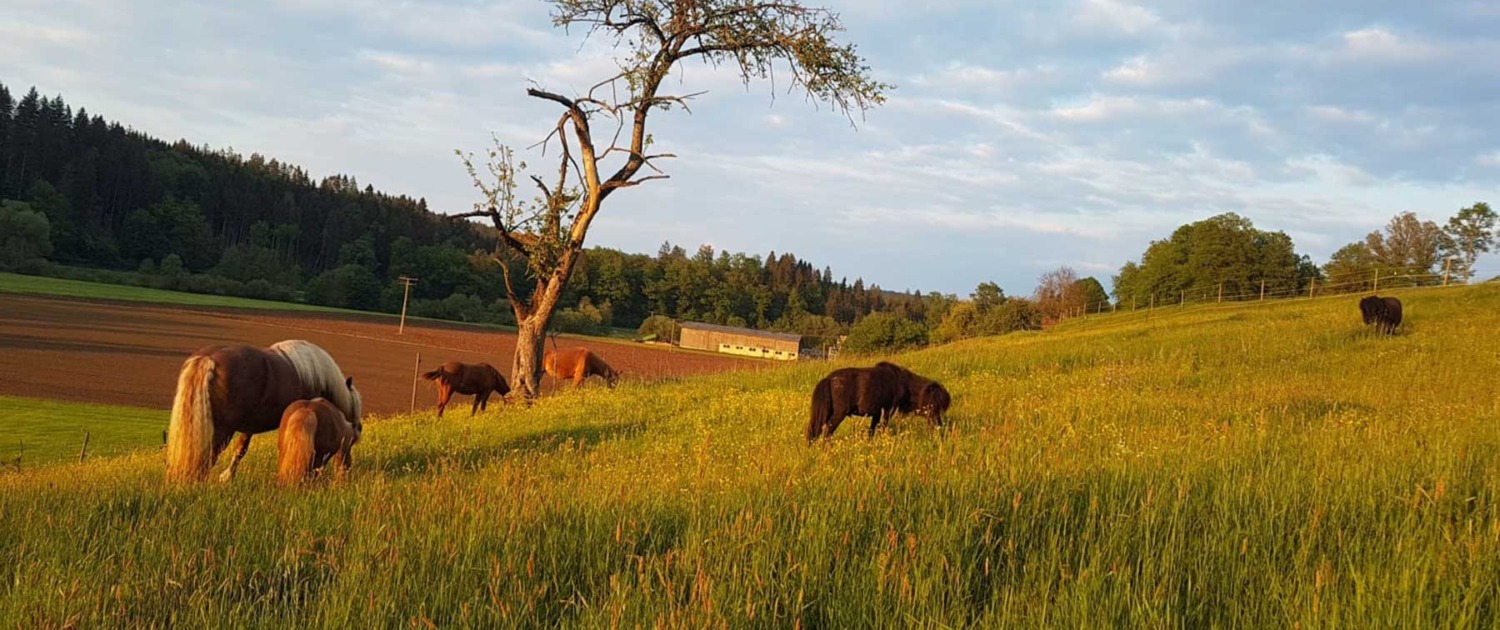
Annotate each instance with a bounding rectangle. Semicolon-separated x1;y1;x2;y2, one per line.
3;0;1497;295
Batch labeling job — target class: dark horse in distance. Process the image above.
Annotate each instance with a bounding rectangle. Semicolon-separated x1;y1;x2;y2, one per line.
807;361;951;442
1360;295;1403;334
421;361;511;417
167;340;363;483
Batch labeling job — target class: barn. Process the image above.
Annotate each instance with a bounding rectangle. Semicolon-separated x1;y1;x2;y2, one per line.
677;321;804;360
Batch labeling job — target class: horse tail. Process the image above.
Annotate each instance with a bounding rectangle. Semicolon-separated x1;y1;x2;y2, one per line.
421;367;445;382
166;355;216;483
277;404;318;486
808;377;833;443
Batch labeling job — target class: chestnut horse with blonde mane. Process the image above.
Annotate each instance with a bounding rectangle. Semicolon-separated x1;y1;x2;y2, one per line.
544;347;620;389
277;398;360;485
421;361;511;417
166;339;362;483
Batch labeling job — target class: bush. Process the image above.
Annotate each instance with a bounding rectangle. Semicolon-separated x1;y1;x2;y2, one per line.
637;315;677;342
842;312;927;355
0;200;53;270
306;265;384;311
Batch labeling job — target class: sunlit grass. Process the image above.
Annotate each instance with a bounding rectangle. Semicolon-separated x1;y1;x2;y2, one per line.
3;285;1498;627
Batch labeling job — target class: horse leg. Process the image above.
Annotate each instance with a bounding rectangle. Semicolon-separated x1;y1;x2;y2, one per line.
573;372;585;389
470;394;481;417
868;411;883;438
436;386;451;418
217;432;251;483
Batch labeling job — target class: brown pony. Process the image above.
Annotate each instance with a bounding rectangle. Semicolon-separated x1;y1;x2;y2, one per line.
543;347;621;389
277;398;360;485
421;361;511;417
166;339;362;483
806;361;951;442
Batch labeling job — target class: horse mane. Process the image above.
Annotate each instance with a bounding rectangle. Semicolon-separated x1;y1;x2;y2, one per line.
270;340;362;426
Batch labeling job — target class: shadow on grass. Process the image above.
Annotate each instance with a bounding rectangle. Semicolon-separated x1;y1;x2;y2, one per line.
374;420;648;478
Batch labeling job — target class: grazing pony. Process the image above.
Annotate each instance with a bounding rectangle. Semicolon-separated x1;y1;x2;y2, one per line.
1359;295;1403;334
543;347;621;389
806;361;951;442
166;339;362;483
277;398;360;485
421;361;511;417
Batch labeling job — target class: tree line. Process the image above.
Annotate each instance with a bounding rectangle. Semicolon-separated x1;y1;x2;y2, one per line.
0;80;961;347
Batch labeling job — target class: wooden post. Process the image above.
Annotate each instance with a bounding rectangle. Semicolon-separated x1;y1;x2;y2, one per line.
1179;291;1184;307
78;432;89;463
1443;258;1452;287
410;353;421;413
1373;269;1379;292
1260;279;1266;301
397;276;418;334
1150;293;1156;310
1308;278;1315;298
1217;282;1224;303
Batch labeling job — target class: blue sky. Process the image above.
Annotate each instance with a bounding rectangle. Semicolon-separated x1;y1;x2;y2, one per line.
3;0;1497;295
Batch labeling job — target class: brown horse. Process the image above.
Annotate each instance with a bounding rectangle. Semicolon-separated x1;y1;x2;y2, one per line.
166;339;362;483
1359;295;1403;334
277;398;360;485
543;347;621;389
421;361;511;417
806;361;951;442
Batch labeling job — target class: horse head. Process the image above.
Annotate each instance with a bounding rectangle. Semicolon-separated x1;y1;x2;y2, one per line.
345;376;364;439
917;381;951;428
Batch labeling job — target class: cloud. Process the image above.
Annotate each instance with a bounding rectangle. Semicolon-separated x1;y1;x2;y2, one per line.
2;0;1497;294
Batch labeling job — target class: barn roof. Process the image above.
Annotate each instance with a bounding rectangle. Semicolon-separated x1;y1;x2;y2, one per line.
678;321;803;343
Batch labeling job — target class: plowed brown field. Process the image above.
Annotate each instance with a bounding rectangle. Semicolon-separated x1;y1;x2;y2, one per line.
0;295;761;414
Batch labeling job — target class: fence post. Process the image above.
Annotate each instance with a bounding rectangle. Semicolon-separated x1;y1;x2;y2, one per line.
1308;278;1315;298
1260;280;1266;301
79;432;89;463
410;353;421;413
1218;282;1224;303
1443;258;1452;287
1373;269;1379;292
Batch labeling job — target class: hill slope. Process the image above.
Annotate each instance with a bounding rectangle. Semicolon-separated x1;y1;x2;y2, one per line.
4;286;1499;627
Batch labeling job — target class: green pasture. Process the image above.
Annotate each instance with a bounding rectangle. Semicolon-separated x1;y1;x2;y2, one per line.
3;284;1498;627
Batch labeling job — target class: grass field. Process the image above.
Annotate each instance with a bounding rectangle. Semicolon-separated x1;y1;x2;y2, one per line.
3;284;1498;627
0;272;642;339
0;397;163;466
0;272;354;313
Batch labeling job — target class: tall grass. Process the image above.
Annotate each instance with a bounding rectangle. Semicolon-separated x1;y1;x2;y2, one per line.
3;286;1498;627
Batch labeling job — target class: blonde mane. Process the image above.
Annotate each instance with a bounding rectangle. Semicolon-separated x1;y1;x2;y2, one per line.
270;340;362;426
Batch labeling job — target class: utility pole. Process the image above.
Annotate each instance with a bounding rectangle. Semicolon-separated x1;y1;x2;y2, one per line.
397;276;418;334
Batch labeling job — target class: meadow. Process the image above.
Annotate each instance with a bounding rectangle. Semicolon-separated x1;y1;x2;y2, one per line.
3;285;1498;627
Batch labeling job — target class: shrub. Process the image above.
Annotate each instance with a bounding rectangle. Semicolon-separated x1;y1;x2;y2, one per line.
842;312;927;354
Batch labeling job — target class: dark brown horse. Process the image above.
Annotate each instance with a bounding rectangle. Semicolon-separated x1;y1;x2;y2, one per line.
544;347;621;389
277;398;360;485
1359;295;1403;334
806;361;951;442
421;361;511;417
166;340;362;483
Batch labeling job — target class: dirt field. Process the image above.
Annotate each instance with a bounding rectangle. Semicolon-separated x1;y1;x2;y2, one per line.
0;295;762;415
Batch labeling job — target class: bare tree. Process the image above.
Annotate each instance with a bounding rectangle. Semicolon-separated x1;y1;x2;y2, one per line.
1034;266;1082;324
458;0;889;398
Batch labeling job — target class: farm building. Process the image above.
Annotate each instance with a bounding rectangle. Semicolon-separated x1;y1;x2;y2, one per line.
677;321;804;360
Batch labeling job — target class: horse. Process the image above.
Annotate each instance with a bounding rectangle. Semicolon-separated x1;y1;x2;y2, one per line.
166;339;362;483
806;361;951;442
277;398;360;485
543;347;621;389
421;361;511;417
1359;295;1403;334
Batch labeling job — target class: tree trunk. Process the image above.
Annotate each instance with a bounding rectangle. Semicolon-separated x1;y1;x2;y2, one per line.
511;315;548;399
509;270;567;399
